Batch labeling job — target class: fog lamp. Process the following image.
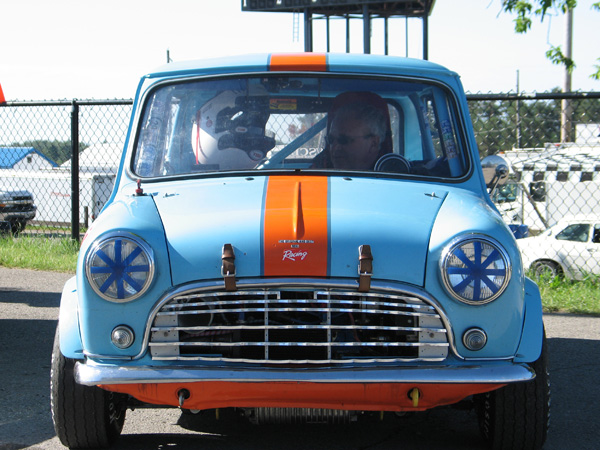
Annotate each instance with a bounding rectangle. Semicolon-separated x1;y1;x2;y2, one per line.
111;325;135;349
462;328;487;351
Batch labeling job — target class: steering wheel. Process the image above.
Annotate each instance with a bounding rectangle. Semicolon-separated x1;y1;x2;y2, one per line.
374;154;411;174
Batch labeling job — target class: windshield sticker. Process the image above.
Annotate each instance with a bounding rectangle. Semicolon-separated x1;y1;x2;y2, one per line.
441;119;458;159
270;98;298;111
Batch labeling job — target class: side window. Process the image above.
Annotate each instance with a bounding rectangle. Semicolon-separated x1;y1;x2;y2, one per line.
556;224;590;243
414;87;464;177
593;225;600;244
421;94;444;159
388;104;401;156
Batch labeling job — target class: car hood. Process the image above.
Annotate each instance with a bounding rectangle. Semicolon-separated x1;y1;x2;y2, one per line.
152;175;448;287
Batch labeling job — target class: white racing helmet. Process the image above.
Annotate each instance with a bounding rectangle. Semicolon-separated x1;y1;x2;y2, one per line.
191;91;275;170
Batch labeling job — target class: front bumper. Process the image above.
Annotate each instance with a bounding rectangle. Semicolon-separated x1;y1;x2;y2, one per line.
76;361;534;385
0;207;36;222
76;362;535;411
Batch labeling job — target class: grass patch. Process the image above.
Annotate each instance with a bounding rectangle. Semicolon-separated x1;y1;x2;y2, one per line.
1;235;598;315
534;272;600;315
0;234;79;273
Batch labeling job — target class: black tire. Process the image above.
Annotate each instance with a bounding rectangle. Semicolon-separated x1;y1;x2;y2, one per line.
50;327;126;448
531;260;561;281
9;220;26;236
476;331;550;450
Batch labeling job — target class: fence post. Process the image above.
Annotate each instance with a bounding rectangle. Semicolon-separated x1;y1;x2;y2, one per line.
71;100;80;242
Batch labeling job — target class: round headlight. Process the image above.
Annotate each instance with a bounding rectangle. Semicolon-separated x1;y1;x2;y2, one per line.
85;233;154;302
441;236;511;305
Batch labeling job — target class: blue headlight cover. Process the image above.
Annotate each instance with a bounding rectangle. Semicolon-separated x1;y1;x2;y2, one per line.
85;233;154;302
441;236;511;305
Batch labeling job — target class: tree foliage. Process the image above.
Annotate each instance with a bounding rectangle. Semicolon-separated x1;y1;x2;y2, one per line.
11;140;87;166
501;0;600;79
469;97;560;156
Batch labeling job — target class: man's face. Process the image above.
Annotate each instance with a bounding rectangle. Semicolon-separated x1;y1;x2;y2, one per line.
329;116;380;170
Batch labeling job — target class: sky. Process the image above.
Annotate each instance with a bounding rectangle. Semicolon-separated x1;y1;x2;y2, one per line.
1;0;599;100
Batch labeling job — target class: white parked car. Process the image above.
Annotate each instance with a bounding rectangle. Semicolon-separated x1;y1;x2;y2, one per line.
518;216;600;279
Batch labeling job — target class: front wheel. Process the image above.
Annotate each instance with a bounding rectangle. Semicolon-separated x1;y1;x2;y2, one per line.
475;331;550;450
531;260;561;281
10;220;26;236
50;327;127;448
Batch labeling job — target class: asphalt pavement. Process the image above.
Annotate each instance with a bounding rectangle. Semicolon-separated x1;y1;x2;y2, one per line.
1;267;599;450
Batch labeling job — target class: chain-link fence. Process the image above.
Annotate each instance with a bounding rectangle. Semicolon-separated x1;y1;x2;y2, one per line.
1;93;599;254
468;92;600;229
0;99;132;237
471;92;600;278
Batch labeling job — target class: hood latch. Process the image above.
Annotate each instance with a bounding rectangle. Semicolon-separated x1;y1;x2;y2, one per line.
358;245;373;292
222;243;237;291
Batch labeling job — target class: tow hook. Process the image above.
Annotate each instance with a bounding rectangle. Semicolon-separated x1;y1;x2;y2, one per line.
408;388;421;407
178;389;190;408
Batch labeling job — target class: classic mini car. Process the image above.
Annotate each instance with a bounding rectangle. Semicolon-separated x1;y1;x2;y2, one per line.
51;53;549;449
519;215;600;279
0;186;36;235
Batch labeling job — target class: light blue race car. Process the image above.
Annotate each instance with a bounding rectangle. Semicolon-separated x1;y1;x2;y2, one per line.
51;53;549;449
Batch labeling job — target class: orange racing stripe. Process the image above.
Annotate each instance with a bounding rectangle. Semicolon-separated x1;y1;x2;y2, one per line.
263;176;328;277
269;53;327;72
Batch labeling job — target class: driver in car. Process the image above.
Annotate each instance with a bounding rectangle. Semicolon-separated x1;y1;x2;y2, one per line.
327;101;387;170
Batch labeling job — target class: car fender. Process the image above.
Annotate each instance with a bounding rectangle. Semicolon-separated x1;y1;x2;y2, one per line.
514;277;544;363
58;276;85;360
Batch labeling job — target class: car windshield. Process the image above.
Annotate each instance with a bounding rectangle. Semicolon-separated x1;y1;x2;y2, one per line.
132;75;468;178
556;223;590;242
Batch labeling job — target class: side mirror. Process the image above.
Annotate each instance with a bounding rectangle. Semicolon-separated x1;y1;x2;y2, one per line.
481;155;509;195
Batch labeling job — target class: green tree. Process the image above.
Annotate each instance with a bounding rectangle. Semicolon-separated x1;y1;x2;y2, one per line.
501;0;600;79
469;94;562;156
469;99;516;156
11;140;87;166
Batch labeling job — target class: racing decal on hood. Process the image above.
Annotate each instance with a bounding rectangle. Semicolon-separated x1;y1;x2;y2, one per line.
263;176;329;276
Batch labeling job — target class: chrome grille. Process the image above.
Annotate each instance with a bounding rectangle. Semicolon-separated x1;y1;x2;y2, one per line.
149;289;449;363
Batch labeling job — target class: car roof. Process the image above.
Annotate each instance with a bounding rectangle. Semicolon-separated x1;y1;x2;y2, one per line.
143;53;459;82
553;215;600;225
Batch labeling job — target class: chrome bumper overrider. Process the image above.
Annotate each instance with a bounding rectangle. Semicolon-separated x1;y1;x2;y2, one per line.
75;362;535;386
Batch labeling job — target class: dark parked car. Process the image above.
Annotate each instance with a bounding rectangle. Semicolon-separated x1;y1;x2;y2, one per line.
0;186;36;234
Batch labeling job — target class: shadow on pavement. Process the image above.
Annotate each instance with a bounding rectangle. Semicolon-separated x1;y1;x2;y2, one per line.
0;319;58;449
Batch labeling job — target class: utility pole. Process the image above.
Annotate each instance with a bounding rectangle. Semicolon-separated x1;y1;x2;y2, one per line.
516;70;522;149
560;8;574;143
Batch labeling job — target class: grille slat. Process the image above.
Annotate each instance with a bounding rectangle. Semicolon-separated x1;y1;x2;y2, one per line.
149;289;449;363
152;324;446;333
160;297;438;310
150;341;448;348
156;307;440;318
